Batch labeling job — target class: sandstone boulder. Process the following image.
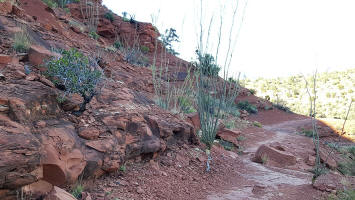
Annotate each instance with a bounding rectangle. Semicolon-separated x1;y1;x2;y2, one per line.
39;121;86;186
28;45;57;67
44;186;77;200
253;144;297;167
217;128;241;146
319;147;337;170
0;54;12;65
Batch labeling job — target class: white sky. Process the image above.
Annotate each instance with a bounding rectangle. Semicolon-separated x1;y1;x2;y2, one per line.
103;0;355;79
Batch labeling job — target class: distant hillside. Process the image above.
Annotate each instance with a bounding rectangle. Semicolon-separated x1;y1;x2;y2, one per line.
242;68;355;121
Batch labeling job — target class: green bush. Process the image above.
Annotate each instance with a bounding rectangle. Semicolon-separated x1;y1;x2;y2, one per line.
217;139;234;151
113;40;123;49
299;128;313;137
13;31;31;53
45;48;102;115
42;0;57;8
249;89;256;95
253;121;262;128
71;184;84;199
140;45;150;54
178;96;196;114
104;11;114;22
123;47;149;66
237;101;258;114
89;31;99;40
224;120;235;129
195;51;220;77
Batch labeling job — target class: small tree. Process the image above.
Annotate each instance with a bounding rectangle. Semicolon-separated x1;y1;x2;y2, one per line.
46;48;102;116
304;72;324;180
161;28;180;55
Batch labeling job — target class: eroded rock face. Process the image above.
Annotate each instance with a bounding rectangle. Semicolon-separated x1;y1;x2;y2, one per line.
0;80;60;123
0;118;41;189
0;1;199;198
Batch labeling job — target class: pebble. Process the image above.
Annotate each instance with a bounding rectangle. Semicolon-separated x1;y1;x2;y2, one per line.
137;187;144;194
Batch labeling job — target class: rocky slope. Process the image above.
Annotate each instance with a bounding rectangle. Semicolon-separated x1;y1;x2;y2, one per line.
0;0;353;200
0;0;196;199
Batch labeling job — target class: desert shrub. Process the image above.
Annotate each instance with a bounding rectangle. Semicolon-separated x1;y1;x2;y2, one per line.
121;11;130;22
123;47;149;66
249;89;256;95
228;77;237;84
224;120;235;129
140;45;150;54
89;31;99;40
114;40;123;49
273;102;292;113
237;101;258;114
195;51;220;77
217;139;234;151
104;11;114;22
336;189;355;200
253;121;262;128
45;48;102;115
13;30;31;53
42;0;57;8
236;135;246;141
338;161;355;176
178;96;196;114
299;128;314;137
161;28;180;55
71;184;84;199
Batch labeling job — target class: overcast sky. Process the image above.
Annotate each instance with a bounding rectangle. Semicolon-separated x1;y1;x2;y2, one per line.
103;0;355;79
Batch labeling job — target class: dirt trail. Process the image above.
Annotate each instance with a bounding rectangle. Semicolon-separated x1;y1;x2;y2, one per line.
208;119;322;200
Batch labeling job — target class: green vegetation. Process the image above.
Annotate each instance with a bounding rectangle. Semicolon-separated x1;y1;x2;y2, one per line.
140;45;150;54
113;40;123;49
298;128;314;137
328;189;355;200
217;139;234;151
253;121;262;128
121;11;136;23
224;120;236;129
71;184;84;199
237;101;258;114
45;48;102;116
242;69;355;135
123;47;149;66
42;0;57;8
195;51;220;77
178;96;196;114
330;145;355;176
236;135;246;141
161;28;180;56
122;11;130;22
104;11;114;22
119;164;126;172
89;31;99;40
13;30;31;53
261;155;268;164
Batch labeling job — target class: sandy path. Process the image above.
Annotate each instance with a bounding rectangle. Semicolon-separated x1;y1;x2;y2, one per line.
208;119;322;200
